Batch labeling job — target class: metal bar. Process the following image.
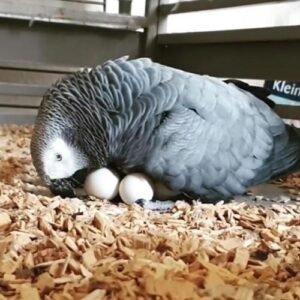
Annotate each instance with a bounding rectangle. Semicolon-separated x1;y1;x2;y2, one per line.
0;83;48;97
158;26;300;45
159;0;292;15
0;0;147;30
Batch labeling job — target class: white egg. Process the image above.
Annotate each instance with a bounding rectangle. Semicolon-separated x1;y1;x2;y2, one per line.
119;173;154;205
84;167;120;200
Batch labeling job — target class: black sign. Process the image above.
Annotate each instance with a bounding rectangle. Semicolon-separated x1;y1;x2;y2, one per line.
264;80;300;102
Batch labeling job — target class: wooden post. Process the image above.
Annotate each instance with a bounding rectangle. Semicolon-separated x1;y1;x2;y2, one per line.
143;0;161;59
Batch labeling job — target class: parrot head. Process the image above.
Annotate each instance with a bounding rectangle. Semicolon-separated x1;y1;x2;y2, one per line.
39;136;90;197
31;121;92;197
30;70;109;198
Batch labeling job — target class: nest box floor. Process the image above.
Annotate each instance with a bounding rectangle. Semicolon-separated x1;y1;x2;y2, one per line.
1;125;300;300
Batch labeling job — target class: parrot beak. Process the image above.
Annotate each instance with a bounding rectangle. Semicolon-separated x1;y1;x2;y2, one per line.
49;178;76;198
49;168;89;198
72;168;89;185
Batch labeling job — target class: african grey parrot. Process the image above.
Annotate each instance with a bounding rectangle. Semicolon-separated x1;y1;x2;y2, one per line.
30;56;300;209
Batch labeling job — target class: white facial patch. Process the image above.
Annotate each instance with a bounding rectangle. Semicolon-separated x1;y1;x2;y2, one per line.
42;137;86;180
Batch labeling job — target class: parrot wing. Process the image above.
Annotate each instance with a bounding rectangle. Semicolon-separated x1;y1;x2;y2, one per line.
91;58;300;199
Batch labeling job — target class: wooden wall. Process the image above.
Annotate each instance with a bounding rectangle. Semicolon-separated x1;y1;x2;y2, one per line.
0;0;144;124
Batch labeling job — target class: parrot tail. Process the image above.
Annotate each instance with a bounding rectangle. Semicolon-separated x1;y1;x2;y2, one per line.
250;124;300;188
250;125;300;186
136;191;199;211
263;124;300;183
136;199;177;212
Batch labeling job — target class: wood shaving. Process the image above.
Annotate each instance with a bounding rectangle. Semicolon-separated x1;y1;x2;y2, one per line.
1;125;300;299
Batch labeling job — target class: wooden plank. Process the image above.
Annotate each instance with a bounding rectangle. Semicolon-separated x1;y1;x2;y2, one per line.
143;0;160;58
0;82;48;97
158;26;300;45
159;0;289;15
61;0;104;5
0;96;41;108
0;0;146;30
0;99;40;108
60;0;105;11
0;69;64;85
0;107;37;124
0;60;80;74
157;40;300;81
0;19;142;72
157;26;300;81
275;104;300;120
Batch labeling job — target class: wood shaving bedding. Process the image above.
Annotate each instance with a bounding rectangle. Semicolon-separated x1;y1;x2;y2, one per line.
0;125;300;299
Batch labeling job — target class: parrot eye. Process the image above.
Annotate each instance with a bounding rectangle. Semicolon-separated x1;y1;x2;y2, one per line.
56;153;62;161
